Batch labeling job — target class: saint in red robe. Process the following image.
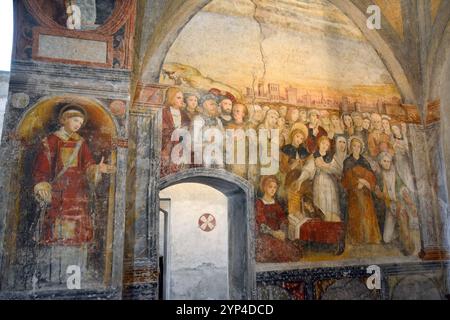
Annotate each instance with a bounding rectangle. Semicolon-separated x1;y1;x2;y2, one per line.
33;129;99;246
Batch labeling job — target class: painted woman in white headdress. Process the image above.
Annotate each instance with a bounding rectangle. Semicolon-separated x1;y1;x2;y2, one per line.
293;136;341;222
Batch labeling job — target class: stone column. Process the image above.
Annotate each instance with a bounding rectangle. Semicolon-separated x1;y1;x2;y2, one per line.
408;117;450;260
123;82;166;299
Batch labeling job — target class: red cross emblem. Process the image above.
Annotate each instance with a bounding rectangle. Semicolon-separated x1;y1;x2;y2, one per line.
198;214;216;232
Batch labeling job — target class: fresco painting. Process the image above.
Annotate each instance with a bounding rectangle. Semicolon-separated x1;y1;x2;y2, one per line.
2;98;117;290
158;0;422;263
1;0;450;301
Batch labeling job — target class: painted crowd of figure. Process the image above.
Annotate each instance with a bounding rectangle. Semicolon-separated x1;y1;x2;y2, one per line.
161;87;421;263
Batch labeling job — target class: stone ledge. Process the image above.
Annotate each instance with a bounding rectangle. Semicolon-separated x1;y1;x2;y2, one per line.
8;60;131;99
11;60;131;81
0;288;120;300
256;260;450;282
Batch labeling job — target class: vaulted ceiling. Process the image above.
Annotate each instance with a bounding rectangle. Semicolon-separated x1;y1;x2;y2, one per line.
133;0;450;117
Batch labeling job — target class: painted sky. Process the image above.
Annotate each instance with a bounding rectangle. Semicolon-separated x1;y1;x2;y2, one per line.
163;0;400;100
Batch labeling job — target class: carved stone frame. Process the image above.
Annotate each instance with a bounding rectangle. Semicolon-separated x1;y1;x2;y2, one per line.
20;0;136;69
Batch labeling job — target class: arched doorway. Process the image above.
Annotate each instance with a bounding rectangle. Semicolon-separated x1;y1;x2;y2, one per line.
160;183;228;299
159;168;256;300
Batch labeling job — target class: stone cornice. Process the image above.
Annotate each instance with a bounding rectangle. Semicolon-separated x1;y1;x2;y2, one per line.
9;60;131;100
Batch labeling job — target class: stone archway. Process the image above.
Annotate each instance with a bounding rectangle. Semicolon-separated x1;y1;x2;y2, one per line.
159;168;256;300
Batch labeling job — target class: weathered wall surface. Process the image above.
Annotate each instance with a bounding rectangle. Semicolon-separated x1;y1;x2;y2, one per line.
0;0;449;300
160;183;228;300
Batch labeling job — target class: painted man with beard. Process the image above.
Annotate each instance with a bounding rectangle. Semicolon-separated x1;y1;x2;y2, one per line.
191;94;225;167
218;96;234;128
